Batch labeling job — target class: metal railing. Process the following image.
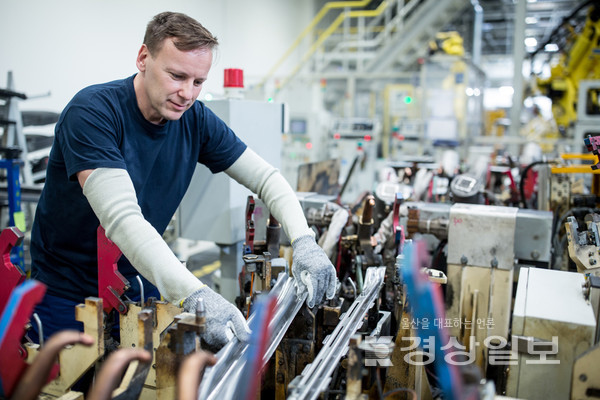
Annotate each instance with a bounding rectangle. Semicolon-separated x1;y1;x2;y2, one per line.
276;1;390;91
259;0;468;95
258;0;374;89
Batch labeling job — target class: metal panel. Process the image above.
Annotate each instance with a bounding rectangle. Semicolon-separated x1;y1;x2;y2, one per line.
447;203;517;269
515;268;595;327
508;268;596;400
515;209;553;263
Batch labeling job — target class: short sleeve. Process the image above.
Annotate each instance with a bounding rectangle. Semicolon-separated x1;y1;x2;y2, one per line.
195;103;247;173
56;100;126;181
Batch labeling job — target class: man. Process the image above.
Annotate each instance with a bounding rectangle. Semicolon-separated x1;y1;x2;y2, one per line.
30;11;337;350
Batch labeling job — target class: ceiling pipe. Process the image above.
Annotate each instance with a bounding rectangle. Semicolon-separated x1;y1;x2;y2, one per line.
508;0;527;149
471;0;483;67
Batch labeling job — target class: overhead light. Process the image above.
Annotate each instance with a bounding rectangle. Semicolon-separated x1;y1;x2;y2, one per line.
544;43;559;52
524;37;538;47
499;86;514;96
527;0;537;3
525;16;538;24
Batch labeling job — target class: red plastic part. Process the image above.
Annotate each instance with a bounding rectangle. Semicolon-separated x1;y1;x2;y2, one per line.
0;227;25;316
0;280;51;398
97;226;129;314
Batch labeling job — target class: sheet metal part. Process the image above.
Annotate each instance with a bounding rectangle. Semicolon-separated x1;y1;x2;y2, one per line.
447;203;518;269
197;273;306;400
287;266;386;400
514;209;553;264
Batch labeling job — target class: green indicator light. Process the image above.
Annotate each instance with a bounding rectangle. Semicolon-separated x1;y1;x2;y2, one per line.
404;96;413;104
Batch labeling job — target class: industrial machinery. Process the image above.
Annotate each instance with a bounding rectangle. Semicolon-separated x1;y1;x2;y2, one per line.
534;2;600;141
329;117;380;205
6;131;600;400
400;201;553;377
507;267;596;399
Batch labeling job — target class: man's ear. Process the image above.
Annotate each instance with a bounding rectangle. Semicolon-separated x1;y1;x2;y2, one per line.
136;44;149;72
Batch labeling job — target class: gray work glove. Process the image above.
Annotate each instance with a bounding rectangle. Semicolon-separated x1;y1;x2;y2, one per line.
292;234;338;308
182;285;250;350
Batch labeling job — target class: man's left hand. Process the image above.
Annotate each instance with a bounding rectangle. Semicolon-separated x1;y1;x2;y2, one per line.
291;234;338;308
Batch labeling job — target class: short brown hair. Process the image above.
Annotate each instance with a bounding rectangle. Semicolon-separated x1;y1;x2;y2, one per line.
144;12;218;55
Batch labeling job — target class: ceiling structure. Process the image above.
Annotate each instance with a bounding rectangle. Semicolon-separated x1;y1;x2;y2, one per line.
452;0;594;58
295;0;595;89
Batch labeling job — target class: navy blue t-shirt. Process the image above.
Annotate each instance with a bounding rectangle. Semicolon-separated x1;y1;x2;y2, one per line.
30;75;247;302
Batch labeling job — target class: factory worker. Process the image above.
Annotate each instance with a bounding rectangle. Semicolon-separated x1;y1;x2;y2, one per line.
29;11;337;350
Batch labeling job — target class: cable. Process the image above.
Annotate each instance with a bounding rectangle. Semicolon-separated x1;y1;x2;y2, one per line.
32;313;43;347
519;160;550;209
346;276;357;299
136;275;144;307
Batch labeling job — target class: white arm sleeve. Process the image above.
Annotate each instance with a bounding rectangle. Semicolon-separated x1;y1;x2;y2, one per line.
224;148;313;242
82;168;203;304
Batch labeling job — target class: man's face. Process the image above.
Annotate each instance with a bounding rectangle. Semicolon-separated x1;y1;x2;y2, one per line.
135;38;212;124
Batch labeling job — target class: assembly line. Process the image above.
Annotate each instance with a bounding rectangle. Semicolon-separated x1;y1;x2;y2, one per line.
1;0;600;399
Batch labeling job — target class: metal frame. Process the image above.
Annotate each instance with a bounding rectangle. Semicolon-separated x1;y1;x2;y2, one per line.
287;267;386;400
198;273;306;400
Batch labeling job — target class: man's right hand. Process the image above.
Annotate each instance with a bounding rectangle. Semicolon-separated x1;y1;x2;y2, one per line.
182;285;250;350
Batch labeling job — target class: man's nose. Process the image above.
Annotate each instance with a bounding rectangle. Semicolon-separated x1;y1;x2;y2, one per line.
179;81;194;100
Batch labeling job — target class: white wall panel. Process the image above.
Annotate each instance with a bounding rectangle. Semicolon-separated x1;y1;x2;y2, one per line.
0;0;312;112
